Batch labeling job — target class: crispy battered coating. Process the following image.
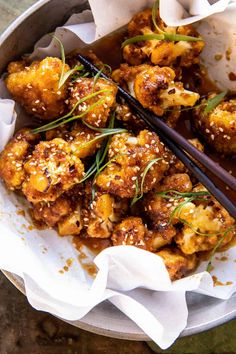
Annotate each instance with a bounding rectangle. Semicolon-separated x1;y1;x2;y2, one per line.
123;9;204;67
31;196;72;227
111;217;148;249
148;224;177;250
85;193;127;239
143;173;193;226
194;96;236;155
116;103;147;132
166;138;204;175
0;129;40;190
68;78;117;127
46;122;103;159
58;205;83;236
156;247;198;280
112;64;199;125
175;185;235;254
6;57;70;120
96;130;169;198
22;138;84;203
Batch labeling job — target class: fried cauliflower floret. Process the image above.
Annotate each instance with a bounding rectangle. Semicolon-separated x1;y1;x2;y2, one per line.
58;204;83;236
46;122;103;159
0;129;40;190
96;130;169;198
175;185;236;254
112;64;199;125
123;9;204;67
84;193;127;239
31;196;72;227
6;57;70;120
148;224;177;250
194;96;236;155
143;173;193;226
134;66;199;116
156;247;198;280
22;138;84;203
115;103;147;132
111;217;149;249
166;138;204;175
68;78;117;128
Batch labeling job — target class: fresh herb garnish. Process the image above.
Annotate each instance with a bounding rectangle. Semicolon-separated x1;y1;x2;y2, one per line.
78;122;127;152
206;226;235;272
203;90;228;115
32;89;111;134
122;33;203;48
151;0;164;34
93;64;112;89
131;158;162;205
53;36;88;88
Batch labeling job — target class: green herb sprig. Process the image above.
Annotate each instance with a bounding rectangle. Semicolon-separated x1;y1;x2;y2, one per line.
32;89;111;134
78;121;127;152
206;226;235;272
203;90;228;115
53;36;86;89
131;157;162;206
155;189;211;226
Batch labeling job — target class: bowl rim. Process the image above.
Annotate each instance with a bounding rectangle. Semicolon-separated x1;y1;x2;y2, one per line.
1;0;236;342
2;270;236;341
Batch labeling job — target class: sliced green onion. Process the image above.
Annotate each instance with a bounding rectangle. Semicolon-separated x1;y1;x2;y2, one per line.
53;36;66;89
152;0;164;34
156;190;210;199
206;226;235;272
58;65;84;88
131;158;162;205
122;33;203;48
32;89;111;134
203;90;228;115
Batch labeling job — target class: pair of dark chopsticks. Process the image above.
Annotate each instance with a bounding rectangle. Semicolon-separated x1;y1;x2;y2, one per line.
77;54;236;219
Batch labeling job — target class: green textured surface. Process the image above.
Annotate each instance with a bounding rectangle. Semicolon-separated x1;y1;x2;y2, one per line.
1;1;236;353
0;0;36;33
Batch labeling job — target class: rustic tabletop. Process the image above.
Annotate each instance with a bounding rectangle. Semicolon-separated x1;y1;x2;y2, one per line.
1;1;236;353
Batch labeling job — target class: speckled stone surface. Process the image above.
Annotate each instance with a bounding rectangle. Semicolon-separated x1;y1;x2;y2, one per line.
1;1;236;353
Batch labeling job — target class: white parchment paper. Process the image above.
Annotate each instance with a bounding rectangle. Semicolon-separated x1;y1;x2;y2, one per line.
1;0;236;349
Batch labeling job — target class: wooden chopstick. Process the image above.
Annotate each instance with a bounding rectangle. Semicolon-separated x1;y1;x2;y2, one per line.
77;54;236;219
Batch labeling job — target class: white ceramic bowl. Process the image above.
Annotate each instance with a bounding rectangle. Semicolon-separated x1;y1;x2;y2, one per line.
1;0;236;340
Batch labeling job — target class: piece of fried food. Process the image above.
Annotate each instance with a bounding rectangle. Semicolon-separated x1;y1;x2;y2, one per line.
156;247;198;280
194;95;236;155
123;9;204;67
85;193;127;239
112;64;199;125
22;138;84;203
46;122;103;159
111;216;149;249
175;185;236;254
143;173;193;226
115;103;147;132
6;57;70;120
58;204;83;236
68;78;117;128
95;129;169;198
0;129;40;190
31;195;72;228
